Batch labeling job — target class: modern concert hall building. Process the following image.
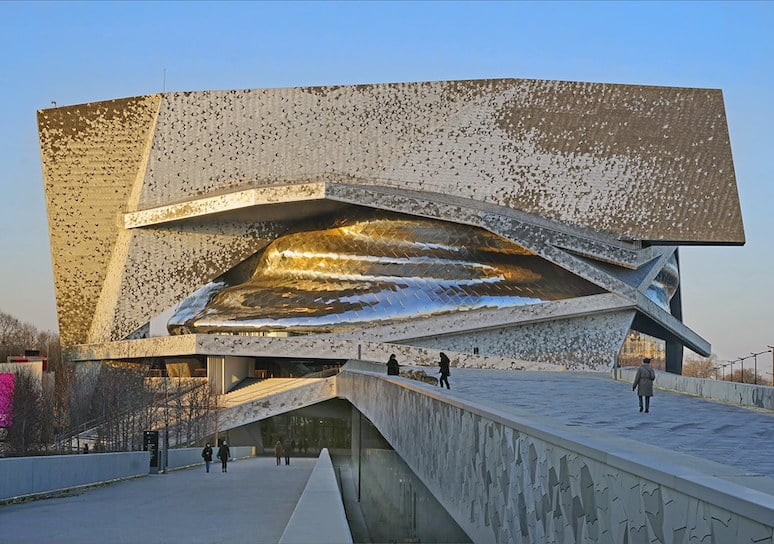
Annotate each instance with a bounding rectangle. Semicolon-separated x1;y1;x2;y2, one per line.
38;78;744;377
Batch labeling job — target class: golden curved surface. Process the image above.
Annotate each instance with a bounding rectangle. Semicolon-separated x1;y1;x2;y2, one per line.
169;215;605;334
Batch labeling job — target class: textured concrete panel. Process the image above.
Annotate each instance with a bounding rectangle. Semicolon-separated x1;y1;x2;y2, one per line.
279;448;353;544
407;310;636;370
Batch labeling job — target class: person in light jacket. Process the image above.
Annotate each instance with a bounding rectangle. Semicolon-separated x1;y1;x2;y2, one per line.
632;358;656;413
275;440;283;466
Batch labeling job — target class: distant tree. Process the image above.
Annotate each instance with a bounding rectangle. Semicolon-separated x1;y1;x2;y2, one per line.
682;354;716;379
5;369;44;455
91;363;157;452
0;310;61;365
724;368;768;385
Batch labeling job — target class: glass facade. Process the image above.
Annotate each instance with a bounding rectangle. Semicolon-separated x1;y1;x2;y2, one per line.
618;330;666;370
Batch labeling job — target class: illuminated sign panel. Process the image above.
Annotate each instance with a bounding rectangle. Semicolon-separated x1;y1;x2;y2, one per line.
0;373;13;427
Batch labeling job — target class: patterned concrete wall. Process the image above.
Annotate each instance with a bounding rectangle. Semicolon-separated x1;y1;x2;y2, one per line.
338;369;774;544
64;334;587;372
407;310;635;370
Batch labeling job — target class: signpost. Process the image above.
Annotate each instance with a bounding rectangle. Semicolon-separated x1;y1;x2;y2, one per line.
143;430;159;473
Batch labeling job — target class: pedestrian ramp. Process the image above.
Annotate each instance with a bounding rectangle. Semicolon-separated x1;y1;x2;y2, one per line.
217;376;339;432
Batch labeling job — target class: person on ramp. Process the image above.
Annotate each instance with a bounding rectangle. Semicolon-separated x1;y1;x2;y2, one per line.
275;440;283;466
201;442;213;473
438;352;451;389
386;354;400;376
217;441;231;472
632;357;656;413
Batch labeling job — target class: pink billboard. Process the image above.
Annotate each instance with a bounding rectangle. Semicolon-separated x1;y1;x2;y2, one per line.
0;373;13;427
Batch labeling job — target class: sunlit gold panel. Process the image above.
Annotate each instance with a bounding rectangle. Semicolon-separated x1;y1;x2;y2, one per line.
38;95;162;346
169;214;605;334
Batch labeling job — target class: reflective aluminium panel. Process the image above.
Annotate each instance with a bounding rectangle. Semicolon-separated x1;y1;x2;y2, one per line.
644;253;679;311
169;214;605;334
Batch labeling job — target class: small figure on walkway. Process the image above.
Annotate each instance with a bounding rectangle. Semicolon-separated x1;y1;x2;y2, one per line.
201;442;213;473
438;352;451;389
632;357;656;413
387;354;400;376
284;440;291;465
83;443;89;454
275;440;283;466
217;441;230;472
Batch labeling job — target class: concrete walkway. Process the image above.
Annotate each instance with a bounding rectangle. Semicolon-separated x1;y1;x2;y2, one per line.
443;368;774;479
0;456;316;544
2;368;772;543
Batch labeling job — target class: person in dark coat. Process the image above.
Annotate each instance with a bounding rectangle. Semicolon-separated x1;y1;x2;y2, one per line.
284;440;291;465
201;442;213;473
386;354;400;376
632;357;656;412
438;352;451;389
217;441;230;472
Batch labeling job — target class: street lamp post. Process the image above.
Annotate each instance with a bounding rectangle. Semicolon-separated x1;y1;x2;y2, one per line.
163;369;169;474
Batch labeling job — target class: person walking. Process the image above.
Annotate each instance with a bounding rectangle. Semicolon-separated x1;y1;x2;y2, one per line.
274;440;283;466
217;441;230;472
201;442;213;473
284;440;291;465
438;352;451;389
386;354;400;376
632;357;656;412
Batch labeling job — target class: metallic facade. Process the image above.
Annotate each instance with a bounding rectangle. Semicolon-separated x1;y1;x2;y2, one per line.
38;78;744;370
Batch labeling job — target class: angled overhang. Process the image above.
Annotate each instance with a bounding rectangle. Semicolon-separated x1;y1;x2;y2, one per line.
137;79;744;244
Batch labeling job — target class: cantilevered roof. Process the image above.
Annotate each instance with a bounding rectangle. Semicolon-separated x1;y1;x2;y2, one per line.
136;78;743;243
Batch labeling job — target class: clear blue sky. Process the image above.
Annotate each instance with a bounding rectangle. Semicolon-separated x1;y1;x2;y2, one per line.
1;1;771;371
